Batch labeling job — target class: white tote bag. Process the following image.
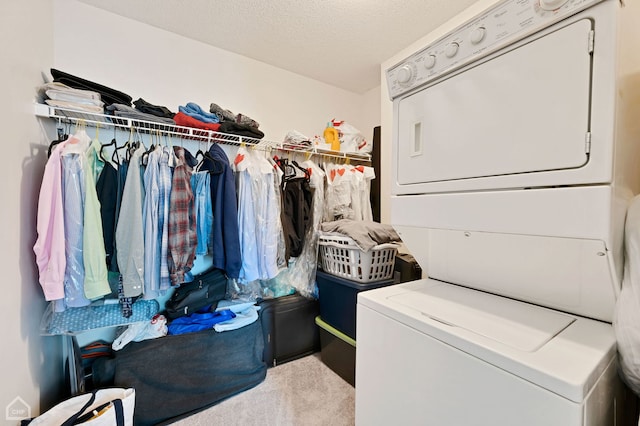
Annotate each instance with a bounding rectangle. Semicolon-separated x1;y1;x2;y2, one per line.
28;388;135;426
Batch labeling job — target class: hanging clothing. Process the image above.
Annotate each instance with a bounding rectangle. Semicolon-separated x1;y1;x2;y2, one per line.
281;176;313;259
191;171;212;257
252;152;282;280
271;159;287;271
235;149;285;283
115;145;145;298
61;151;91;307
157;146;173;290
198;144;242;279
236;148;259;283
143;146;163;299
34;142;68;302
110;158;129;272
359;166;375;222
274;160;325;298
323;163;355;221
97;162;117;268
168;146;197;285
82;142;110;299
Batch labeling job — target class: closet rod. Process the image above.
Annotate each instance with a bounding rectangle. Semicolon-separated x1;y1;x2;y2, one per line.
34;104;372;163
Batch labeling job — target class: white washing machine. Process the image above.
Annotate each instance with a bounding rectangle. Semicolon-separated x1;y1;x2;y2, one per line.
356;0;640;424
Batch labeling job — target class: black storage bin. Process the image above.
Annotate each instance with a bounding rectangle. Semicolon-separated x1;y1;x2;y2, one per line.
316;316;356;386
258;292;320;367
394;252;422;283
316;270;396;340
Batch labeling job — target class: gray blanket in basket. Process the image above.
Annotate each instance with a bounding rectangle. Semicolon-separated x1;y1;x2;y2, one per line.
320;220;400;251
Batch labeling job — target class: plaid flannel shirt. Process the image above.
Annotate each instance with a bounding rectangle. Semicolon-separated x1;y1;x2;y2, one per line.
168;147;197;285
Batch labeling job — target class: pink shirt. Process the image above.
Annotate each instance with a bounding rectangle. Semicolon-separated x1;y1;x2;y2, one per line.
33;142;67;301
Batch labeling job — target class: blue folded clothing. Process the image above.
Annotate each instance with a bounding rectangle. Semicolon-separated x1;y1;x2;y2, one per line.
178;102;220;124
167;310;236;335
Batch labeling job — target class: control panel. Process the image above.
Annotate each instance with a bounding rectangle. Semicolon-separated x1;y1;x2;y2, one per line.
386;0;602;100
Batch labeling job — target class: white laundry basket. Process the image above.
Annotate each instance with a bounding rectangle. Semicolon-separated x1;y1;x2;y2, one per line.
318;234;398;283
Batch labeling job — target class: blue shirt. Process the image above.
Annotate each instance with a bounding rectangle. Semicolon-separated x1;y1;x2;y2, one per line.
191;171;213;256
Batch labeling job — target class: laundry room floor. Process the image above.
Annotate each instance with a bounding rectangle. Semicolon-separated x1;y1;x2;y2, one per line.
170;353;355;425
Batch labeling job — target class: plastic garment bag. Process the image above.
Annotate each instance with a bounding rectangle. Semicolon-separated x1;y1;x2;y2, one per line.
34;141;68;304
615;194;640;395
234;148;283;298
323;162;354;221
61;131;93;309
252;151;281;280
272;160;326;298
360;166;375;222
349;166;364;221
235;147;259;283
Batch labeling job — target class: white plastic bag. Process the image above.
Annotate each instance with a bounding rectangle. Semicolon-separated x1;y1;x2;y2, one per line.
333;120;371;153
28;388;135;426
112;314;167;351
614;194;640;396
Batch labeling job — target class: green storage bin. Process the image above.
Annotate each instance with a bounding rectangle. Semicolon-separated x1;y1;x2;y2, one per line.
315;316;356;386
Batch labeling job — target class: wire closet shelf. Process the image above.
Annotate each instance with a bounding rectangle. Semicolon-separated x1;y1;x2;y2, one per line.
34;104;372;163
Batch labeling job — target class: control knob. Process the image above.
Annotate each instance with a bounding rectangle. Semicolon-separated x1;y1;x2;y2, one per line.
470;27;486;45
445;42;459;58
539;0;569;10
424;55;436;70
396;64;414;85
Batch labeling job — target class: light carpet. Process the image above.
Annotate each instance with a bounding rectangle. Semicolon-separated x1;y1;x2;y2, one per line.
171;353;355;426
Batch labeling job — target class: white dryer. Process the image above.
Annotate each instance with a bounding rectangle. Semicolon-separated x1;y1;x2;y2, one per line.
356;0;640;424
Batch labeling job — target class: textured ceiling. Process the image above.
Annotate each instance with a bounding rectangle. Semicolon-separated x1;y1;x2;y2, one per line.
76;0;479;94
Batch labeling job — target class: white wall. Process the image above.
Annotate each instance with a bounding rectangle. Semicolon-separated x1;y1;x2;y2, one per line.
0;1;66;421
378;0;499;224
53;0;375;144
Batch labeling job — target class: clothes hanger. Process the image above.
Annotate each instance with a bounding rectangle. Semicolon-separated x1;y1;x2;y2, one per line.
112;127;134;165
291;160;311;181
100;138;117;163
141;130;158;166
63;120;91;155
47;117;69;158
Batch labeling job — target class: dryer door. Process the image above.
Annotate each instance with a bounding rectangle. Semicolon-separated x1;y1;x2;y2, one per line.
396;19;592;185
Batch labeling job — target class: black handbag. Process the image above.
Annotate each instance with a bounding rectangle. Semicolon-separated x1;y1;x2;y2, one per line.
165;267;228;319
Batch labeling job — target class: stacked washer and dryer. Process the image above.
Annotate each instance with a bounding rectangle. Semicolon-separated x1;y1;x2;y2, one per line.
356;0;640;424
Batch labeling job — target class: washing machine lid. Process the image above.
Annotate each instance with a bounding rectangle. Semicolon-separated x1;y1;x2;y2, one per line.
387;281;574;352
358;279;617;402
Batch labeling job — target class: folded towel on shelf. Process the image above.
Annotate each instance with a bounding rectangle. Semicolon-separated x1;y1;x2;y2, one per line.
179;102;220;124
173;111;221;132
45;99;104;114
320;219;401;251
37;82;103;106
